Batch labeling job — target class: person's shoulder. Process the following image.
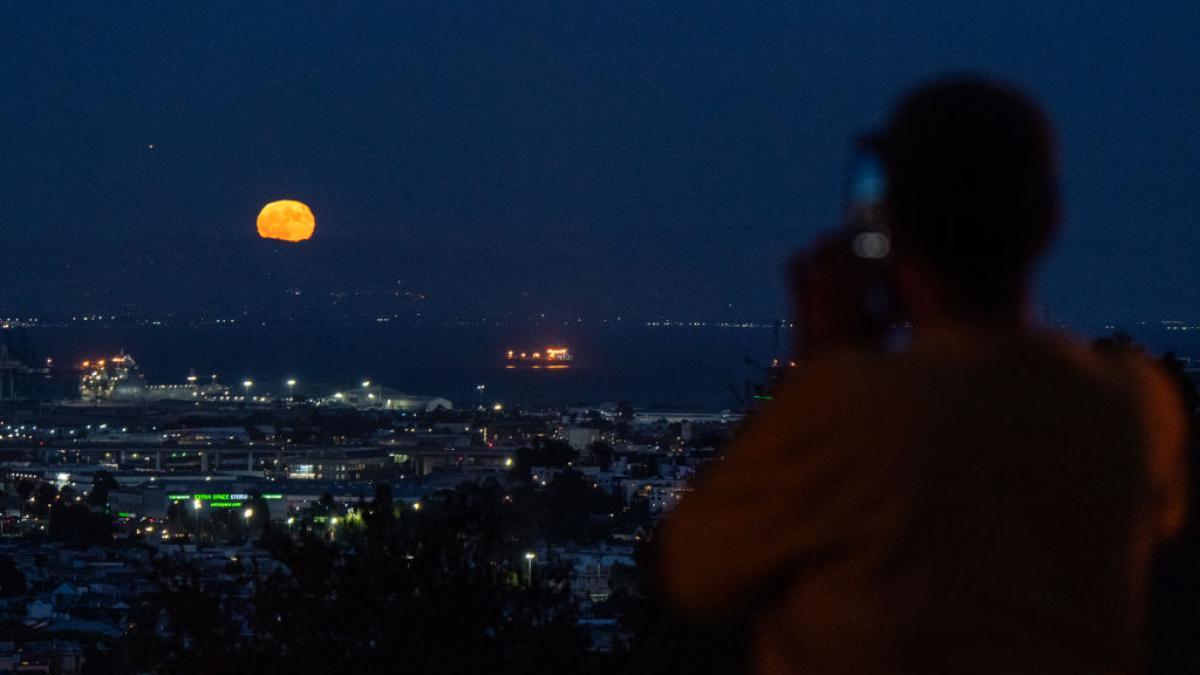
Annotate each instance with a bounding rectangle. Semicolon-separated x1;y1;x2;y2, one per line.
1032;330;1187;418
975;327;1143;377
776;346;890;397
885;327;1122;405
768;346;914;427
1108;347;1189;423
1042;330;1171;383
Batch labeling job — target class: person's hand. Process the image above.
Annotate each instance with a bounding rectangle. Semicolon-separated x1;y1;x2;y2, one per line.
789;232;892;358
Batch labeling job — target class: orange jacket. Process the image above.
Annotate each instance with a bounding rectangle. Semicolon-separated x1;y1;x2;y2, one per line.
660;328;1187;674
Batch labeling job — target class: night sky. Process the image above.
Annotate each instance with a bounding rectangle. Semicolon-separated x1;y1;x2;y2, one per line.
1;2;1197;323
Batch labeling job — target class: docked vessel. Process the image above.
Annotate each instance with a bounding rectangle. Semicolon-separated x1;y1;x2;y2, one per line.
78;353;230;403
505;347;573;369
80;353;145;402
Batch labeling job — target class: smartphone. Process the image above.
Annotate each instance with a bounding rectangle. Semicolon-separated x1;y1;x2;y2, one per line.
844;138;891;258
842;138;896;337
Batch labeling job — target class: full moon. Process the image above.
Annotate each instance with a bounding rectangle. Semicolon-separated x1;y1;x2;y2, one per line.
256;200;315;242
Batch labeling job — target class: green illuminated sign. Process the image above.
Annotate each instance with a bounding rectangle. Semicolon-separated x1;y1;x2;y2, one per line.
170;492;258;501
116;512;134;518
169;492;284;505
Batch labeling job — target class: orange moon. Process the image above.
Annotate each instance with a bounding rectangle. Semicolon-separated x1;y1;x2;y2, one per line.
256;200;315;242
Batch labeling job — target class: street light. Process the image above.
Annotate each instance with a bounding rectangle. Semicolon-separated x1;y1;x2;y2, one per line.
244;507;254;521
192;499;202;538
286;379;297;401
476;384;486;409
242;380;253;401
525;552;536;584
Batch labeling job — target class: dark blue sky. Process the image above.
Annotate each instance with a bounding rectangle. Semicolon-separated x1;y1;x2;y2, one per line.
1;2;1197;323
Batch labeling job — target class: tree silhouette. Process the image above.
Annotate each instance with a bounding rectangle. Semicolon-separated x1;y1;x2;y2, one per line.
0;555;26;597
88;470;120;508
48;501;113;547
587;441;614;470
135;482;589;675
27;482;58;517
514;439;578;480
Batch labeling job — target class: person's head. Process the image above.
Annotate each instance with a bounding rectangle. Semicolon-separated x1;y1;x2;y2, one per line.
881;75;1059;322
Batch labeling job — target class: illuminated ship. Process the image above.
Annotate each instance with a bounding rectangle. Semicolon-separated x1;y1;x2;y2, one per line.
79;355;230;403
80;352;145;402
505;347;573;369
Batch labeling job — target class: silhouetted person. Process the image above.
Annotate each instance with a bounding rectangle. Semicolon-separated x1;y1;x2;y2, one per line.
660;76;1188;674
